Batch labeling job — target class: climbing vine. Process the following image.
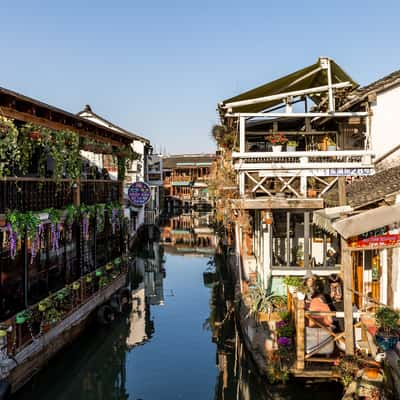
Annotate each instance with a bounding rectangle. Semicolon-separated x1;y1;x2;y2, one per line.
0;117;20;177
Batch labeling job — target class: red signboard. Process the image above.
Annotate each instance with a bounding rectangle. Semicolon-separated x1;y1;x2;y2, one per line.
350;234;400;248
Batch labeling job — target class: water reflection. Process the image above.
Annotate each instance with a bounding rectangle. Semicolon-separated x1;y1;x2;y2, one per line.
13;211;341;400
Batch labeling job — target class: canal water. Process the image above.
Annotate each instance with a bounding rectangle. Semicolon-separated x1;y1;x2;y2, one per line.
13;212;342;400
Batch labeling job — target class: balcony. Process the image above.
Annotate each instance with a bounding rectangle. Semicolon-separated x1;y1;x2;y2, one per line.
232;150;375;199
232;150;374;172
0;178;121;213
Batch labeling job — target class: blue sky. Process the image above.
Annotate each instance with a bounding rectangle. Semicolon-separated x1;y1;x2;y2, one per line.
1;1;400;153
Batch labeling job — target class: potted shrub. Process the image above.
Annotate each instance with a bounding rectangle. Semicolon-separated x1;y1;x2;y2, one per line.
286;140;297;152
248;283;287;322
283;276;303;294
375;306;399;350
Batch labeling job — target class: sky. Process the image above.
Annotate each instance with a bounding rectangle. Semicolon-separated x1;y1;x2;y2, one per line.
1;1;400;153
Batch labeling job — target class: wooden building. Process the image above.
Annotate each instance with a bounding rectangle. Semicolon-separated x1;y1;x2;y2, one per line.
0;86;148;394
162;154;216;210
215;57;400;384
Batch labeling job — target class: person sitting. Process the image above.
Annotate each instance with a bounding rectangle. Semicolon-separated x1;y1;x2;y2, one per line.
308;293;333;328
326;248;337;266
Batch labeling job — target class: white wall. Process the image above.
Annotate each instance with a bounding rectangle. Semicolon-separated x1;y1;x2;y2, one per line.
371;85;400;158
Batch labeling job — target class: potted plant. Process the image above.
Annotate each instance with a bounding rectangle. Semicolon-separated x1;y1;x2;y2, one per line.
38;298;52;312
72;281;81;290
283;276;303;294
266;133;288;153
307;177;317;198
327;138;337;151
248;283;287;322
85;274;93;283
375;306;399;350
15;310;31;325
286;140;297;152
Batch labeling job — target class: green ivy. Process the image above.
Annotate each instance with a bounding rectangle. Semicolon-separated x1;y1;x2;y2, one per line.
0;117;20;177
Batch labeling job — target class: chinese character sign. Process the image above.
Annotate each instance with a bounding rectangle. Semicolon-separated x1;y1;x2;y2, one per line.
128;182;151;206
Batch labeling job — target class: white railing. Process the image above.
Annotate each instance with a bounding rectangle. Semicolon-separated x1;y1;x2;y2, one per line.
232;150;375;172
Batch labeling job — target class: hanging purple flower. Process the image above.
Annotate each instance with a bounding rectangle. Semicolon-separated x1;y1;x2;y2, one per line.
50;222;61;253
7;222;17;259
277;336;292;347
82;213;89;241
30;223;43;264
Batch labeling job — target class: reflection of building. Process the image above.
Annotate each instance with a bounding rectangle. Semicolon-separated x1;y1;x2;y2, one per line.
126;283;148;348
127;237;164;348
161;212;216;256
162;154;216;210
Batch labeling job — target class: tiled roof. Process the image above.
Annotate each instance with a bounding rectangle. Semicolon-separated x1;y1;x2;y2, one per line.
342;70;400;109
346;165;400;208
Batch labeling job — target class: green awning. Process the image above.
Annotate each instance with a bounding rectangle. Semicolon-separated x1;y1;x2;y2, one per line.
220;58;357;113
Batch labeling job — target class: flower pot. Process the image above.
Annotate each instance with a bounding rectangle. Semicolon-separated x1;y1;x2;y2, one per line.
364;367;380;380
257;311;269;322
307;189;317;198
272;145;282;153
286;145;296;152
72;282;80;290
297;291;305;300
38;303;47;312
327;145;336;151
288;285;297;294
16;315;26;325
248;271;258;285
106;264;113;271
376;333;398;351
86;276;93;283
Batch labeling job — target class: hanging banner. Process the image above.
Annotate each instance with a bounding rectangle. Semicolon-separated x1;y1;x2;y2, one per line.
128;181;151;206
350;234;400;248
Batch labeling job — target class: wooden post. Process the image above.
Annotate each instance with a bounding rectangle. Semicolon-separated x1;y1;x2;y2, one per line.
296;298;305;370
342;240;355;355
338;175;354;354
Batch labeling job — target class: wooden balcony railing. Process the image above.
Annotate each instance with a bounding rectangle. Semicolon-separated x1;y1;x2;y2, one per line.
0;178;122;213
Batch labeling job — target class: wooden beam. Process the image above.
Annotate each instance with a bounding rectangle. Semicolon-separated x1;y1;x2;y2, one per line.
342;241;355;355
232;197;324;210
0;106;127;147
224;82;352;109
226;112;368;118
296;298;305;370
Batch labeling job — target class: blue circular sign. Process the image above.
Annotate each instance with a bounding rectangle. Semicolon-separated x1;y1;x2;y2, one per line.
128;181;151;206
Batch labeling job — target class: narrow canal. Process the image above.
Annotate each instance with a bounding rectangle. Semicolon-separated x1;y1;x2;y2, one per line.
12;212;343;400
